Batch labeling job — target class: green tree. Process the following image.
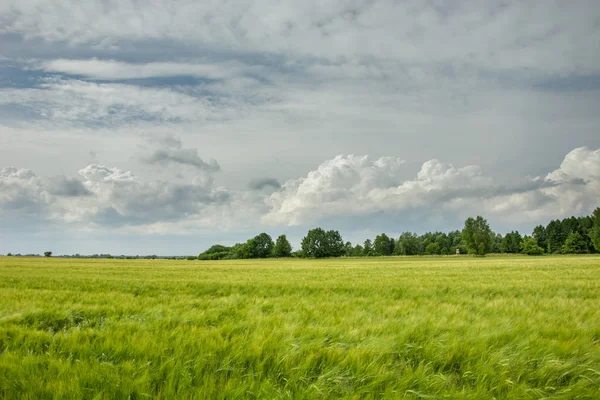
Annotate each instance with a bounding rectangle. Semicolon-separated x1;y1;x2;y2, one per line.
343;241;354;257
562;232;589;254
325;230;345;257
301;228;327;258
461;216;493;256
532;225;547;253
425;242;441;255
272;235;293;258
44;251;52;257
244;233;274;258
501;231;523;253
521;236;544;255
395;232;422;255
363;239;373;256
351;244;364;257
589;207;600;252
546;220;566;253
373;233;392;256
491;233;503;253
301;228;345;258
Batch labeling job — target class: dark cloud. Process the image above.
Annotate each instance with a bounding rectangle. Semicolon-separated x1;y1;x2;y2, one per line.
141;148;220;171
249;177;281;190
45;176;91;197
140;135;220;172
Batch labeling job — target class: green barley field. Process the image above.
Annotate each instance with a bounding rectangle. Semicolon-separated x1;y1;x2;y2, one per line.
1;256;599;399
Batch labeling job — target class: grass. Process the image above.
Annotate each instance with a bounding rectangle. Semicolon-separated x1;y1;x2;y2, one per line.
0;255;599;399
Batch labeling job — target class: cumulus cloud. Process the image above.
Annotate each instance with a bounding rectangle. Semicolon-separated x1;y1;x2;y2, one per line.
0;167;46;214
78;164;138;184
263;147;600;226
0;162;234;228
1;146;599;235
74;163;230;225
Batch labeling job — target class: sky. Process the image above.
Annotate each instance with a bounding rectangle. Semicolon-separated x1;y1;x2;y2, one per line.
1;0;600;255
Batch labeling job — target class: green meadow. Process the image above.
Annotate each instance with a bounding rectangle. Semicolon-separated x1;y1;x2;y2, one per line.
0;256;599;399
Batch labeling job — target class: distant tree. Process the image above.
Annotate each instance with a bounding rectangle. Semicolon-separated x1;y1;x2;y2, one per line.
521;236;544;255
502;231;523;253
351;244;364;257
44;251;52;257
461;216;492;256
343;241;354;257
532;225;547;253
7;253;12;257
273;234;293;258
395;232;422;255
425;242;441;255
562;232;589;254
590;207;600;252
301;228;327;258
491;233;503;253
301;228;344;258
389;238;396;256
546;220;567;253
325;230;345;257
373;233;392;256
244;233;274;258
363;239;373;256
292;249;305;258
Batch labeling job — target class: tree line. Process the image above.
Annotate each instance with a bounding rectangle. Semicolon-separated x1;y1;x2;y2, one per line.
197;208;600;259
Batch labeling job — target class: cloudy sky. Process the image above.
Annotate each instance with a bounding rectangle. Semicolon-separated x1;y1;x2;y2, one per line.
1;0;599;255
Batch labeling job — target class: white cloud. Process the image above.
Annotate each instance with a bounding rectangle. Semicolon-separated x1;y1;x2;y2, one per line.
78;164;138;184
545;146;600;183
3;1;599;76
0;79;249;125
1;147;598;236
37;59;257;81
263;147;600;227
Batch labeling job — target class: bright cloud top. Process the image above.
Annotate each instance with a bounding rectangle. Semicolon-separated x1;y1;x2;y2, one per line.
1;147;598;232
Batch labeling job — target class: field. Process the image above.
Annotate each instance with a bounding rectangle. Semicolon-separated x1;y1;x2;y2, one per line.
1;256;599;399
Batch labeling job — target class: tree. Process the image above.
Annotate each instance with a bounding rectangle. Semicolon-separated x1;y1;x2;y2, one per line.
272;235;293;258
363;239;373;256
244;233;274;258
461;216;492;256
373;233;392;256
546;220;567;253
44;251;52;257
532;225;547;253
301;228;345;258
425;242;441;255
395;233;422;255
562;232;589;254
491;233;503;253
325;230;345;257
351;244;364;257
501;231;523;253
7;253;12;257
590;207;600;252
521;236;544;255
343;241;354;257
